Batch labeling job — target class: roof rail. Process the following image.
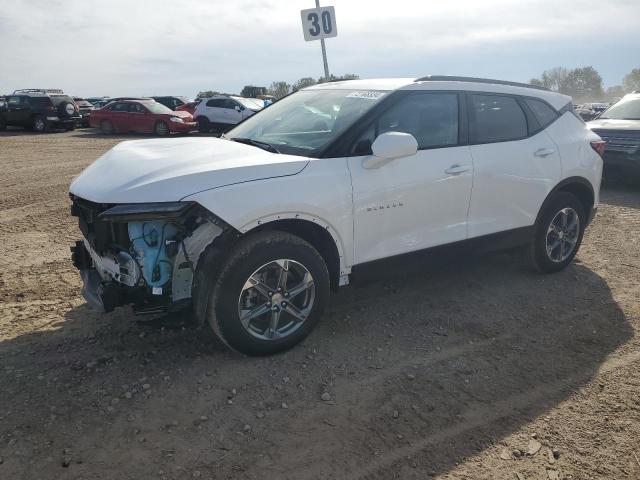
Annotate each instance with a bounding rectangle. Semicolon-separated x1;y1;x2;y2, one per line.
414;76;549;92
13;88;65;95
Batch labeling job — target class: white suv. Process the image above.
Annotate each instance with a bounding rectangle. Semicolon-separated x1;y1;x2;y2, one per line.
193;94;263;133
69;76;603;355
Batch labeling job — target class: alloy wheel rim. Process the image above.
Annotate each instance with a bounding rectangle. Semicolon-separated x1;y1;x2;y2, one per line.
35;119;44;131
545;207;580;263
237;259;315;341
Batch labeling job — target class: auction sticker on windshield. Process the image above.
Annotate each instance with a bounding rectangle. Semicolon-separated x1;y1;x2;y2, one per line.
346;91;386;100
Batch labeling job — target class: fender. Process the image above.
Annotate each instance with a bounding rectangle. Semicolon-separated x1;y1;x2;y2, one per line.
239;211;351;277
534;176;596;226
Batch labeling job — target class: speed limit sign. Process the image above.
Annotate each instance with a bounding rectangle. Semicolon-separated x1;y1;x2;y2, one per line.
300;5;337;41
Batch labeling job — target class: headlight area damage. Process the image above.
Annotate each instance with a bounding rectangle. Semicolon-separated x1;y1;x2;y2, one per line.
69;196;231;314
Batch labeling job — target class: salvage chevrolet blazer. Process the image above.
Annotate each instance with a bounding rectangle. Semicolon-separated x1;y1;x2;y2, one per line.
69;76;604;355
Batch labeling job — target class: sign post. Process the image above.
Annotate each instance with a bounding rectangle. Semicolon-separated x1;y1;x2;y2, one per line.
300;1;337;81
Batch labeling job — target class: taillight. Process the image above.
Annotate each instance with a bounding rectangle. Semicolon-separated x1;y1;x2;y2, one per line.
590;140;605;157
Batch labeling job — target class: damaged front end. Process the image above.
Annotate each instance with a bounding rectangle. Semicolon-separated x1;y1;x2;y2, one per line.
70;196;228;314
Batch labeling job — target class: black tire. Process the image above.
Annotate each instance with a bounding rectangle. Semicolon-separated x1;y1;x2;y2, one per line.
197;117;210;133
100;120;113;135
155;121;169;136
525;192;586;273
33;115;48;133
201;231;330;356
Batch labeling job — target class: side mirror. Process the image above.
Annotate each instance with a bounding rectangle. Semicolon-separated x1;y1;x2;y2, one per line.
363;132;418;169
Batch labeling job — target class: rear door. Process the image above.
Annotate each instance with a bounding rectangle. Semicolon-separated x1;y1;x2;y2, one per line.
467;93;561;238
107;102;131;132
203;98;226;124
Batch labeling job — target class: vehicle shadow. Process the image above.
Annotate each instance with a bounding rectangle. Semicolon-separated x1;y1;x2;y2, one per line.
600;181;640;209
0;249;632;479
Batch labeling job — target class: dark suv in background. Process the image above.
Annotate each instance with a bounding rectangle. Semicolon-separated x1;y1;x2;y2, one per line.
0;89;80;132
588;93;640;182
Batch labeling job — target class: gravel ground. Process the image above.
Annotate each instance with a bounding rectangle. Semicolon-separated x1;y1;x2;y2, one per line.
1;128;639;480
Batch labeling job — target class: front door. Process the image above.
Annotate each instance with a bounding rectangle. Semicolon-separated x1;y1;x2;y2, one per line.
348;92;474;264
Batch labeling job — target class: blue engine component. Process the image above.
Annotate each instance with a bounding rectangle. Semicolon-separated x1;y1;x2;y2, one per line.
128;221;178;288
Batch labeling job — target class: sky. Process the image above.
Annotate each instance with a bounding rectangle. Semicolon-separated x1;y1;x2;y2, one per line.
0;0;638;98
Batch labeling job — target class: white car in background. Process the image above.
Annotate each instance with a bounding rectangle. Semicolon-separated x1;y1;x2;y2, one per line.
194;95;263;133
69;76;603;356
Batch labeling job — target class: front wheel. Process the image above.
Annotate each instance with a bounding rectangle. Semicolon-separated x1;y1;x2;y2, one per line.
525;192;586;273
197;117;210;133
202;231;330;355
155;121;169;136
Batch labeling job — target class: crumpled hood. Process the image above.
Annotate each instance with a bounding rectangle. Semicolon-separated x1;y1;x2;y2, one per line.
69;137;309;203
587;118;640;131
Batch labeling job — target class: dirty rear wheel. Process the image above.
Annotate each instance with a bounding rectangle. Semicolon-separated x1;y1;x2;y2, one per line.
202;231;330;356
33;115;48;133
100;119;113;134
525;192;586;273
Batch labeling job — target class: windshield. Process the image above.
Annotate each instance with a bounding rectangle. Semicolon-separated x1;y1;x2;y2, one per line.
144;102;175;114
227;89;389;156
233;96;264;110
599;97;640;120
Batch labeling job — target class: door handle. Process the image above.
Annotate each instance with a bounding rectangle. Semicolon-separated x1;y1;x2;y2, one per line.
445;164;470;175
534;147;555;158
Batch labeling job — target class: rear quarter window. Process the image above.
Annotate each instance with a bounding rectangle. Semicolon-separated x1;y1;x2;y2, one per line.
524;98;558;128
469;94;528;143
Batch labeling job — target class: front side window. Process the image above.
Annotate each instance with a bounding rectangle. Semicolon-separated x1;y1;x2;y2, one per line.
376;93;459;149
470;94;527;143
110;102;129;112
599;96;640;120
130;103;147;113
524;98;558;128
228;89;389;157
7;96;21;106
145;102;173;114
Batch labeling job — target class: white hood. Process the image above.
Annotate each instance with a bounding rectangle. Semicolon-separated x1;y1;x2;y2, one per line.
69;137;309;203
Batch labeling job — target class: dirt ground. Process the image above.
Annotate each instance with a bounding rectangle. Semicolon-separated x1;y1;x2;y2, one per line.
1;128;639;480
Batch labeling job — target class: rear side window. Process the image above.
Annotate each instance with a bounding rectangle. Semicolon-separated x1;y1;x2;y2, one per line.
524;98;558;128
470;94;527;143
206;99;225;108
49;95;74;106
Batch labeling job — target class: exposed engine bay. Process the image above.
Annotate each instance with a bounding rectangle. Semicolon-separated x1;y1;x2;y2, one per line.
70;195;226;313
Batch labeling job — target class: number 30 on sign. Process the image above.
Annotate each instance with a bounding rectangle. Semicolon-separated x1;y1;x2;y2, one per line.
300;6;337;41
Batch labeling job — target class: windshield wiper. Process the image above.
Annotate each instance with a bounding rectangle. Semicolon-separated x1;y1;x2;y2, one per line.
230;137;280;154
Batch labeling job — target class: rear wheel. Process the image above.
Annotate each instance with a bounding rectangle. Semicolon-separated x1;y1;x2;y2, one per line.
155;121;169;136
201;231;330;356
100;120;113;134
525;192;586;273
197;117;211;133
33;115;48;133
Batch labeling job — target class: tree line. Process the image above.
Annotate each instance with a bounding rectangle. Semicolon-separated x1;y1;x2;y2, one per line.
529;67;640;103
196;74;360;100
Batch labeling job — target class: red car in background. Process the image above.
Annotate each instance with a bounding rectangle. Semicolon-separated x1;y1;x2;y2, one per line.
175;99;201;115
90;99;197;135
